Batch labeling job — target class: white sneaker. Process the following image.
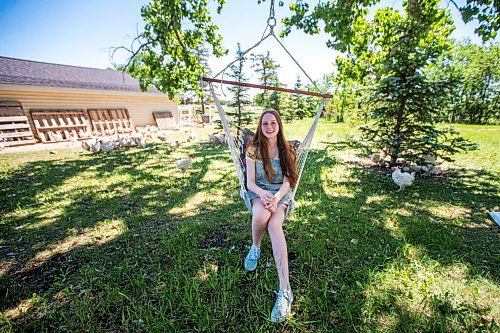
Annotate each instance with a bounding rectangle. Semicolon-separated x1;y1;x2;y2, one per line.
270;289;293;323
244;245;260;271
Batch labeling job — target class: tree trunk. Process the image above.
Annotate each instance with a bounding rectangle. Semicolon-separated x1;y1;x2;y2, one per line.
391;98;406;165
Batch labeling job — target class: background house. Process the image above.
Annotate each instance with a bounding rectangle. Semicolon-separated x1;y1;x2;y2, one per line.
0;56;178;146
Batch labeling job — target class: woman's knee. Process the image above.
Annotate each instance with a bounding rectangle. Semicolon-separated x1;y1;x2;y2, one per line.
267;217;284;234
267;206;286;233
252;201;271;224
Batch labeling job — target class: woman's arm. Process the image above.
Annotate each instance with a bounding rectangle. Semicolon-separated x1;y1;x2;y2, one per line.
273;175;291;201
246;157;275;202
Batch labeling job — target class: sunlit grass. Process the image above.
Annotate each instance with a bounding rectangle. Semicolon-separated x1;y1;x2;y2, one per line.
0;120;498;332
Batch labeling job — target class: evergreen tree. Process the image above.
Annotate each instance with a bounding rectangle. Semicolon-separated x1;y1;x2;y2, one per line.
303;84;317;118
227;43;252;129
127;0;498;98
281;92;294;123
266;72;285;112
336;0;476;164
196;46;212;115
288;76;307;119
251;52;280;109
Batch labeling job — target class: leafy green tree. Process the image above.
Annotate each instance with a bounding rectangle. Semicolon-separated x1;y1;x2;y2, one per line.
427;40;500;124
122;0;226;99
124;0;498;99
456;0;499;42
335;1;476;164
330;81;352;123
458;42;500;124
281;0;499;51
227;43;253;129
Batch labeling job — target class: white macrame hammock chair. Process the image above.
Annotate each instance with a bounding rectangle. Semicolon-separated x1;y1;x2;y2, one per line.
202;0;331;217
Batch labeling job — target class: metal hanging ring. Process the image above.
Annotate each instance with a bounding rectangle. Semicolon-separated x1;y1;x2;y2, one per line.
267;17;277;27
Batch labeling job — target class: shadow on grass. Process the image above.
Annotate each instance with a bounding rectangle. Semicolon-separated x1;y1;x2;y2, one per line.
284;149;498;331
0;142;498;332
0;143;244;327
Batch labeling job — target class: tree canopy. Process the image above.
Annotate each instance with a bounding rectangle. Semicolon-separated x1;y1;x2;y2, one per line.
280;0;499;51
124;0;226;99
126;0;498;98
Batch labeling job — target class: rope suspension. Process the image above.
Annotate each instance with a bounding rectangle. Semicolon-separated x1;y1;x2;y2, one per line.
204;0;331;217
207;81;325;217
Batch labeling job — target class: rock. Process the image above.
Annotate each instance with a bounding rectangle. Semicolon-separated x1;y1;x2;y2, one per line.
422;154;437;165
428;165;442;175
411;165;422;172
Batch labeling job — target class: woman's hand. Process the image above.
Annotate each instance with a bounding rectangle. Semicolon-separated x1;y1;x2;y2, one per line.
265;200;278;213
260;190;276;205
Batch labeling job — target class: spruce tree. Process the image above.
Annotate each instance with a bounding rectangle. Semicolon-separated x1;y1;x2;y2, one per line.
251;52;281;109
289;75;307;119
227;43;252;129
336;0;476;164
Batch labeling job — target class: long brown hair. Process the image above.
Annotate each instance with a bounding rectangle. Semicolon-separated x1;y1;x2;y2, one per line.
249;109;298;188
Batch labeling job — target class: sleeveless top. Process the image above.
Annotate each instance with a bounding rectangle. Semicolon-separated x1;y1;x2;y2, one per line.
245;146;293;207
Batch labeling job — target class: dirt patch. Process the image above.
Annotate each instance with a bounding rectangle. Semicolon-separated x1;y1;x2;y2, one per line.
0;142;81;154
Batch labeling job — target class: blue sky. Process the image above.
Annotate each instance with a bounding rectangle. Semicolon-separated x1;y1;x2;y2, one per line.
0;0;486;87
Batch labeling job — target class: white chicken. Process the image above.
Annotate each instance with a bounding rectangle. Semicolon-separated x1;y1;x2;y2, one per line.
391;167;415;191
70;134;79;145
326;131;333;138
169;140;179;150
79;129;92;138
137;137;147;148
82;139;93;152
175;152;195;174
208;134;218;144
100;139;114;153
131;132;143;145
91;139;101;154
216;133;225;145
188;130;196;142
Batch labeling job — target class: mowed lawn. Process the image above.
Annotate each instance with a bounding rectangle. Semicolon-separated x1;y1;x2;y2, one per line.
0;120;498;332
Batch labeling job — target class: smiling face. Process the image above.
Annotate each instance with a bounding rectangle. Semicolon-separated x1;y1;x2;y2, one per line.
261;112;280;139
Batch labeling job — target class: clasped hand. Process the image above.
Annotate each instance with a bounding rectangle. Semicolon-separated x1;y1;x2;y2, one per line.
260;191;278;213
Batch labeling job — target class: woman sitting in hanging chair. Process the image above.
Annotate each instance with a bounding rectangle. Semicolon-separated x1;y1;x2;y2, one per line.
244;108;298;323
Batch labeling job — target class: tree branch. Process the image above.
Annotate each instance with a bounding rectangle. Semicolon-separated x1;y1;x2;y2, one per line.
448;0;461;12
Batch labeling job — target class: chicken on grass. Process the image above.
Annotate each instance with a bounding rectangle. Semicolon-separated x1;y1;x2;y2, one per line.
391;167;415;191
175;152;195;175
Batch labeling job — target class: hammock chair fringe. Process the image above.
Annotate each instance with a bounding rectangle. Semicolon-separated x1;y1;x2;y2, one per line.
207;82;326;218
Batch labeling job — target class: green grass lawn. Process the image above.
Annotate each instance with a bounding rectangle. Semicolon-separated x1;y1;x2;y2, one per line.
0;121;498;332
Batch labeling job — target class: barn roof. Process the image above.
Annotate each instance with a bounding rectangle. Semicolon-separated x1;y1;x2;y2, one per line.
0;56;161;94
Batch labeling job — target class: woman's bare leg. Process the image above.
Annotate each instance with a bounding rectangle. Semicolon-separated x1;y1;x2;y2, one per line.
252;200;271;247
267;204;289;290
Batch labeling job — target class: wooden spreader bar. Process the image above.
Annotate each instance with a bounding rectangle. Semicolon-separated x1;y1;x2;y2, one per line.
202;77;332;99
